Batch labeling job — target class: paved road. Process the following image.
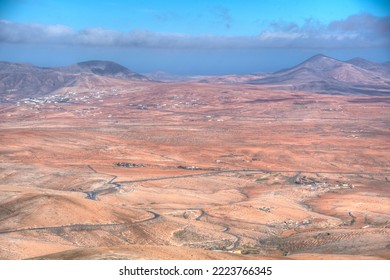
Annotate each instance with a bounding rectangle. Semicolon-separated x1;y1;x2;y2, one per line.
83;165;388;200
116;168;389;185
0;211;160;236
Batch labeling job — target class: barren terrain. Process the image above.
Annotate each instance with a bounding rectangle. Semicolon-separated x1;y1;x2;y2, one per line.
0;77;389;259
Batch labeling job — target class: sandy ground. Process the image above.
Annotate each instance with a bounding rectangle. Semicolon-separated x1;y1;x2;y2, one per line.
0;80;389;259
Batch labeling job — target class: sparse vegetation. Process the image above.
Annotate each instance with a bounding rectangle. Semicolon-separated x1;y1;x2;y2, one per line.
1;74;388;261
257;177;269;181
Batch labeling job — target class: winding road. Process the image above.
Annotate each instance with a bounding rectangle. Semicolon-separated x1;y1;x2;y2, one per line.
0;210;160;236
69;163;389;253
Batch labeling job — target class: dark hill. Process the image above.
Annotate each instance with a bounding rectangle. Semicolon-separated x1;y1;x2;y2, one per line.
66;60;148;80
77;60;130;74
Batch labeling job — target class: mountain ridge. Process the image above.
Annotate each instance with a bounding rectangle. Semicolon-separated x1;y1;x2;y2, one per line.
1;55;389;103
249;54;390;95
63;60;148;80
0;60;148;102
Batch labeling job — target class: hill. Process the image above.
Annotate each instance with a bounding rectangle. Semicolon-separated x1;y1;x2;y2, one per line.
346;57;390;74
63;60;148;81
249;54;390;94
0;61;148;102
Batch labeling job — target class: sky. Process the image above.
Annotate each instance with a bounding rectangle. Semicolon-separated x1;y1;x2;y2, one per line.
0;0;389;75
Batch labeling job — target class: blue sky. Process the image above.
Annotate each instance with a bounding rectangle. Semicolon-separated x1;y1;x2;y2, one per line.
0;0;389;74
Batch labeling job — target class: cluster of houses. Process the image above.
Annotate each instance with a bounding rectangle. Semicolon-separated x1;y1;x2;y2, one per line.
115;162;145;168
295;175;354;191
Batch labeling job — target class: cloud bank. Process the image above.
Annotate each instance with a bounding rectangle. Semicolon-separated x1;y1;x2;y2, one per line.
1;13;389;49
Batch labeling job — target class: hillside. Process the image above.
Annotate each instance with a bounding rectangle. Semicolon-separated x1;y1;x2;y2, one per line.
0;61;148;102
249;54;390;94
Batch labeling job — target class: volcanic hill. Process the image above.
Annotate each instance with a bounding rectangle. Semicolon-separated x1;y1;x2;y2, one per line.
0;60;148;102
249;54;390;94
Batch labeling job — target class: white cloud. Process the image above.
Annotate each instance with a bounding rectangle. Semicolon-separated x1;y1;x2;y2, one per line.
0;13;389;49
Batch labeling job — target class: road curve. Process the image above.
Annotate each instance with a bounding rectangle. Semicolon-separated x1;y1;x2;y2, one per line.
0;210;160;236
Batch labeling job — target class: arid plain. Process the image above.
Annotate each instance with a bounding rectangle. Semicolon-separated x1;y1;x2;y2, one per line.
0;74;389;259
